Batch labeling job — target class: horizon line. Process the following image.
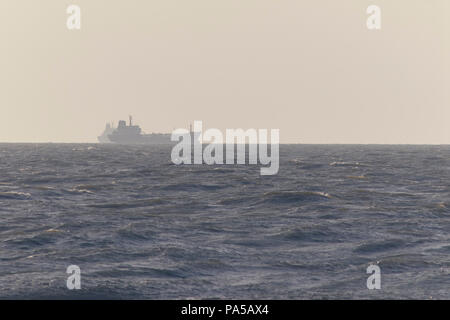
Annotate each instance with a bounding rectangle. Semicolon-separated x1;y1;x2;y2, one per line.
0;141;449;146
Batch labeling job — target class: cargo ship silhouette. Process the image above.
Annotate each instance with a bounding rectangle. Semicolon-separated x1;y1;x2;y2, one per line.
98;116;171;144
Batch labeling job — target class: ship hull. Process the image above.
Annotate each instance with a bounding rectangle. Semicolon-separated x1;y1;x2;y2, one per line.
107;133;172;145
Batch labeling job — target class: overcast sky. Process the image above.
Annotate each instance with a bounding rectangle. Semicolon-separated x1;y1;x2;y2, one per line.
1;0;449;143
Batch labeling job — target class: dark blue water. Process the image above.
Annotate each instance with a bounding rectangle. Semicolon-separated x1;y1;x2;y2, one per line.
0;144;449;299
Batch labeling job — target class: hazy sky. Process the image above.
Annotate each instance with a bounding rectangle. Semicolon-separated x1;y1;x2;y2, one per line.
1;0;449;143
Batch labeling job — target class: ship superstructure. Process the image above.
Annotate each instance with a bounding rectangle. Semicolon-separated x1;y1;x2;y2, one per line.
98;116;171;144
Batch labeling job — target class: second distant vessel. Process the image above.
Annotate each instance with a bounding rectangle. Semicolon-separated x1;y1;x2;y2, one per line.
98;116;171;144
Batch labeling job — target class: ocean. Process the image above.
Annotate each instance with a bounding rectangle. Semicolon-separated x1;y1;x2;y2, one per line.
0;144;449;299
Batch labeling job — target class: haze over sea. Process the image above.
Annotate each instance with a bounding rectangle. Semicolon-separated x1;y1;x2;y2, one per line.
0;144;449;299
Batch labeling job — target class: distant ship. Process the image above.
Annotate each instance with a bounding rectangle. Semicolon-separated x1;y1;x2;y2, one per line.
98;116;172;144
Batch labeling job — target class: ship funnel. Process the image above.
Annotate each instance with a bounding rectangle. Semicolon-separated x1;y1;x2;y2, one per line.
129;115;132;126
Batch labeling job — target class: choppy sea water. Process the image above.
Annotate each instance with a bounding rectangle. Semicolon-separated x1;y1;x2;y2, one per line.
0;144;449;299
